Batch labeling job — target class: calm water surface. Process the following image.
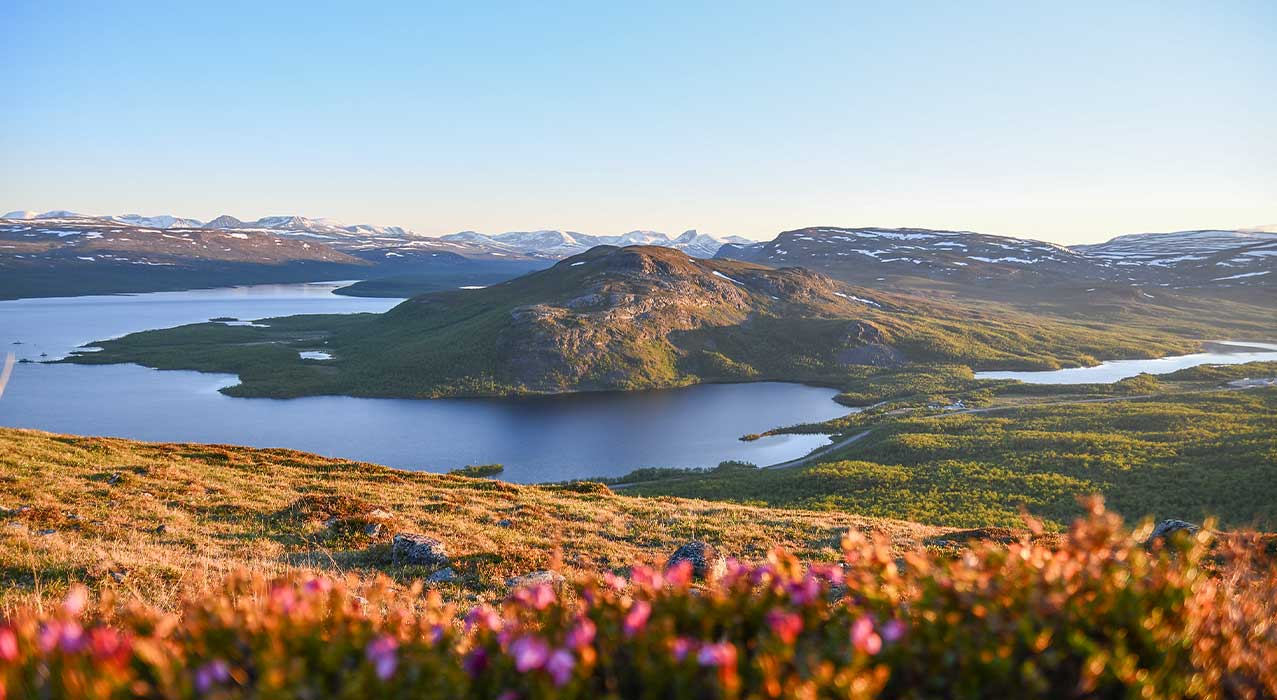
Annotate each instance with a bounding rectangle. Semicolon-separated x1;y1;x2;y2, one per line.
975;342;1277;384
0;283;848;482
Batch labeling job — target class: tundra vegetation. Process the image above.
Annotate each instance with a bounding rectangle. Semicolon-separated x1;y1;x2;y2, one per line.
62;246;1274;401
2;500;1275;699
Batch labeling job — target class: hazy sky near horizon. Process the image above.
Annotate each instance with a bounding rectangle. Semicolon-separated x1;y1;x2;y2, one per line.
2;1;1274;244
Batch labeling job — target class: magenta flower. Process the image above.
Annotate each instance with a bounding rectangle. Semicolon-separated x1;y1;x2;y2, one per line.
462;648;485;674
546;648;575;687
720;559;748;586
270;585;298;614
510;635;550;672
787;575;821;606
671;636;695;661
63;584;89;617
89;627;130;665
603;572;628;591
851;617;882;655
194;659;231;693
623;600;651;637
365;634;399;680
750;565;774;586
810;563;845;586
463;648;489;677
58;621;86;654
630;566;663;591
565;618;596;649
465;605;503;633
697;641;737;668
664;560;693;588
881;618;906;643
301;577;332;595
514;582;556;610
0;627;17;662
766;610;804;644
37;622;59;653
428;624;446;645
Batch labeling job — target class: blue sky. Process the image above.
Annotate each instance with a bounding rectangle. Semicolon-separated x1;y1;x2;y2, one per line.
2;1;1274;243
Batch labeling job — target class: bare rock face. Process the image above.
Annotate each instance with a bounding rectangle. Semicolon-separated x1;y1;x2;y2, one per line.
836;320;904;367
665;540;727;581
842;320;888;346
391;533;448;567
836;344;905;367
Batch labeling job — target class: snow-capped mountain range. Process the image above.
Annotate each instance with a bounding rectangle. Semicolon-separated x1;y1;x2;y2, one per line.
0;210;747;258
716;226;1276;291
3;210;1273;296
440;229;751;258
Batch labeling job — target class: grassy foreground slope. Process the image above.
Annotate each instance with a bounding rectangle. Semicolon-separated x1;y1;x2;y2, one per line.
0;428;950;613
625;389;1277;530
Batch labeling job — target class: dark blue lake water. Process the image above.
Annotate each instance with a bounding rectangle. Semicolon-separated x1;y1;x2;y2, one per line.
0;282;848;482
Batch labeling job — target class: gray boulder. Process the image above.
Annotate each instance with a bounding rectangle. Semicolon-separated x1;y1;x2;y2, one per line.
391;533;448;566
666;540;726;580
426;567;458;584
506;570;566;589
1146;519;1200;546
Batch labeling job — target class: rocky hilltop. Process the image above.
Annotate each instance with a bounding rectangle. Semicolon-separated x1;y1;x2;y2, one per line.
378;245;877;393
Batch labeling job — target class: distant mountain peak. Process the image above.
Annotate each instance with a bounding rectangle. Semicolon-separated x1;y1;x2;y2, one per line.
203;215;248;229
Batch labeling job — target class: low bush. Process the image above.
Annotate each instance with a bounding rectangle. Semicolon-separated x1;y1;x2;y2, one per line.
2;501;1274;699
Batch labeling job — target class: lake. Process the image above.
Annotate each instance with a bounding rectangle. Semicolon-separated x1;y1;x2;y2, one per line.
974;341;1277;384
0;283;848;482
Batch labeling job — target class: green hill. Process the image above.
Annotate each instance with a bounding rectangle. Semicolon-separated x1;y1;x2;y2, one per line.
66;245;1207;399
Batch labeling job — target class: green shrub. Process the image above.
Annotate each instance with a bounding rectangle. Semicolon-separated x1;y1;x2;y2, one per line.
3;503;1274;699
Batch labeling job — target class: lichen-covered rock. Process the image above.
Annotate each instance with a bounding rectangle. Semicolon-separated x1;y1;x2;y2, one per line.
426;567;458;584
666;540;726;580
1146;519;1200;546
506;570;566;590
391;533;448;566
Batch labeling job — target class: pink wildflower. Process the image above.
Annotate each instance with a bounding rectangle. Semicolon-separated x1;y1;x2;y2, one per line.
63;584;89;617
58;621;86;654
194;659;231;693
766;610;804;644
623;600;651;637
89;627;130;666
603;572;628;592
810;563;845;586
514;582;556;610
720;559;748;586
671;636;696;661
465;605;503;633
630;566;663;591
881;619;906;643
697;641;737;668
270;585;297;614
664;560;693;588
851;617;882;655
0;627;17;661
463;648;489;677
37;622;59;653
365;634;399;680
565;617;596;649
302;577;332;595
510;635;550;672
750;565;774;586
788;575;821;605
546;648;575;687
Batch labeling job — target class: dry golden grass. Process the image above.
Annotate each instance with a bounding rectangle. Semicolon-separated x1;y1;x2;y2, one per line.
0;427;952;614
